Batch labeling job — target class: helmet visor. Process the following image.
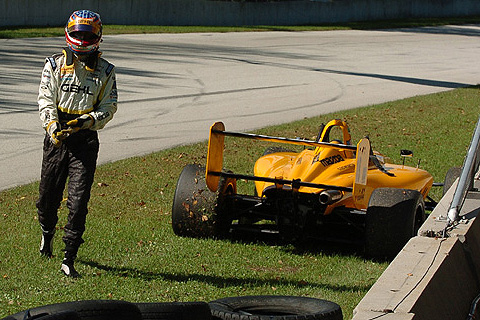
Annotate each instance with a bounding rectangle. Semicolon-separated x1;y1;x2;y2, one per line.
70;31;99;42
67;23;101;37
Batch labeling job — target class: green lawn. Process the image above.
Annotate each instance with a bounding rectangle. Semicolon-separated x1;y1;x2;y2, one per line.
1;87;478;319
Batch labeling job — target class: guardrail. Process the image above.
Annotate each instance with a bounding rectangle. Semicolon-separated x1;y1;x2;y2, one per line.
448;116;480;223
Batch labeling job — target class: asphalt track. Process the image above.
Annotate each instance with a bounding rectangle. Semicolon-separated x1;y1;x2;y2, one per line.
1;25;480;191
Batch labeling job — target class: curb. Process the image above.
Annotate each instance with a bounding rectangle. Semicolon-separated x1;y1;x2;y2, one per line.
353;180;480;319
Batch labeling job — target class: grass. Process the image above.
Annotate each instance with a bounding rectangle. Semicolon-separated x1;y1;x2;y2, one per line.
1;16;480;38
0;86;478;319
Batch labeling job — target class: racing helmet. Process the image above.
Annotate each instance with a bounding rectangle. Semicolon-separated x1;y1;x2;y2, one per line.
65;10;102;55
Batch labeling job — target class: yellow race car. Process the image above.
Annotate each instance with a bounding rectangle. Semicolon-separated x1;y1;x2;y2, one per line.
172;119;436;258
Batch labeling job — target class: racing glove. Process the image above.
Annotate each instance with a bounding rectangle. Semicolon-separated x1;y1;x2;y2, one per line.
66;114;94;133
46;121;66;148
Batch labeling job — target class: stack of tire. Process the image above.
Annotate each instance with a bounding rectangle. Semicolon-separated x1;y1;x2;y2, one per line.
0;296;342;320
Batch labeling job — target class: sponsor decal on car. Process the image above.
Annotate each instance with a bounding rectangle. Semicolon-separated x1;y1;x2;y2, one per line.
313;154;345;167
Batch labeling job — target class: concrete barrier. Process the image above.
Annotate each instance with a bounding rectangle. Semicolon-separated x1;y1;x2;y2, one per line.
1;0;480;27
353;179;480;319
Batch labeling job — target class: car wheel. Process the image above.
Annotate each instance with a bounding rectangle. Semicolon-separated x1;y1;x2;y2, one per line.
172;164;233;238
4;300;142;320
209;295;342;320
134;302;212;320
443;166;462;196
365;188;425;259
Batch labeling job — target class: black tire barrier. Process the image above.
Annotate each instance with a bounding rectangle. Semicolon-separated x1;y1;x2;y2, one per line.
134;301;212;320
2;300;142;320
24;311;80;320
209;295;343;320
2;297;343;320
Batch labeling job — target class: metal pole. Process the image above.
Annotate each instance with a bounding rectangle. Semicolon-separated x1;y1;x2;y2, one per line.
447;116;480;222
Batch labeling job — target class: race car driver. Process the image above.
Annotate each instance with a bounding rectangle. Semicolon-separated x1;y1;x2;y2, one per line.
36;9;117;277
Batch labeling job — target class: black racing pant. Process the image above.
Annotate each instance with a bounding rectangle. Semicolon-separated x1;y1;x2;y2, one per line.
36;129;99;254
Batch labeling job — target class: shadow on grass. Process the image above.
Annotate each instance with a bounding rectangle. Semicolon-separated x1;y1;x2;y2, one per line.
226;227;373;258
79;258;372;293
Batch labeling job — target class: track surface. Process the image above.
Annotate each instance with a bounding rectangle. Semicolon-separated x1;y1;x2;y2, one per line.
2;25;480;191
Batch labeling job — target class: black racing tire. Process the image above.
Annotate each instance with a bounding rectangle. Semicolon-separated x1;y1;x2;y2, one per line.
443;166;462;196
172;164;233;238
4;300;142;320
134;302;212;320
365;188;425;259
209;296;342;320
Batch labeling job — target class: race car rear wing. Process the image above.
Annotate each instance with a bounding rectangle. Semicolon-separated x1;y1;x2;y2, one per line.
206;121;370;208
353;138;370;209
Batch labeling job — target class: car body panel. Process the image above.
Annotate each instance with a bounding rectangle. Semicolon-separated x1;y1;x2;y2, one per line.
204;119;434;223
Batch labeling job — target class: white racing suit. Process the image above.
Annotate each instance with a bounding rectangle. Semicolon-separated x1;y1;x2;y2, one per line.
36;48;117;256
